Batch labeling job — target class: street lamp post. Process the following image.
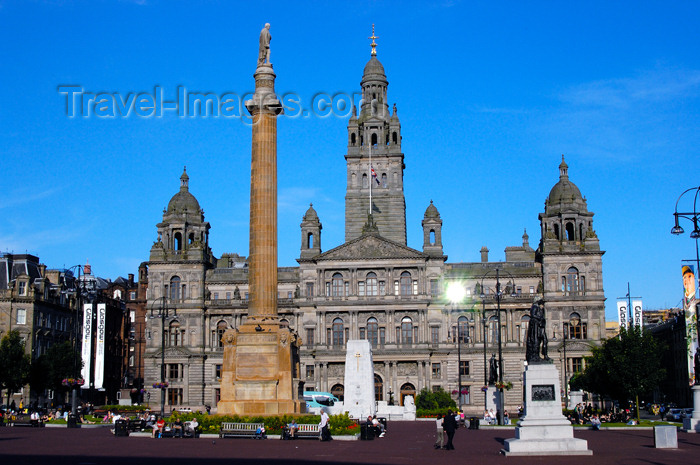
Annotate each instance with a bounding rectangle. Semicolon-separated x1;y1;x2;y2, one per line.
480;268;517;426
481;295;488;410
446;282;467;409
150;296;176;418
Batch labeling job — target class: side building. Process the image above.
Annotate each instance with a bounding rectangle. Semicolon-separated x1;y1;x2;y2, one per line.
143;47;606;415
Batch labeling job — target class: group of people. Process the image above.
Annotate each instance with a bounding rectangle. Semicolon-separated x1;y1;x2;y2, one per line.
365;415;386;438
433;410;459;450
482;409;510;425
148;414;199;438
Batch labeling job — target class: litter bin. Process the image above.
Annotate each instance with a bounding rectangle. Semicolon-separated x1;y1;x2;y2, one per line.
469;417;479;430
360;423;374;440
67;414;79;429
115;419;129;437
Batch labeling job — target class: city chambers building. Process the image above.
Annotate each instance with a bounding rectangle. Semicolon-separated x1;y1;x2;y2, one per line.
143;47;606;415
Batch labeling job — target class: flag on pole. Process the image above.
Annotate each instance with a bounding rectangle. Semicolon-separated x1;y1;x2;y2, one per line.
371;166;380;185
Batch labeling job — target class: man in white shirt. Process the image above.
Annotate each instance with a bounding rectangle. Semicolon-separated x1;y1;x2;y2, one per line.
319;410;330;441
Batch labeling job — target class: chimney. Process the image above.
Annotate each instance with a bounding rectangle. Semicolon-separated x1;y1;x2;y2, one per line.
128;273;135;287
39;264;47;278
480;246;489;263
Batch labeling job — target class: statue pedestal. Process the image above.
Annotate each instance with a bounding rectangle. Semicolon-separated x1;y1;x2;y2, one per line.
683;385;700;433
502;363;591;456
217;322;304;416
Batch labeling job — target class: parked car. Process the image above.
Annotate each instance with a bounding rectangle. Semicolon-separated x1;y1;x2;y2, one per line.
665;408;683;421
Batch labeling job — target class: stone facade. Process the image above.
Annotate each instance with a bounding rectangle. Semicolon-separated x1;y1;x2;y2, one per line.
142;48;606;415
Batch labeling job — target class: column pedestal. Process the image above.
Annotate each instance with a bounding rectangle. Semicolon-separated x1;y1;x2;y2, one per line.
683;385;700;432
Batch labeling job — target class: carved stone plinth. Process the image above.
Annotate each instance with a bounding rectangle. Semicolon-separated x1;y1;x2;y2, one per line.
217;323;303;415
683;385;700;432
502;363;591;456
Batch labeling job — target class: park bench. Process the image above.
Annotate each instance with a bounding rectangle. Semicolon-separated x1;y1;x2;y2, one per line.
7;415;44;427
127;419;146;432
219;422;265;439
293;423;320;439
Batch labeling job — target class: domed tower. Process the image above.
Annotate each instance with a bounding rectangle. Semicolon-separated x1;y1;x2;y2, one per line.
299;203;322;259
422;200;444;257
538;156;605;342
345;25;406;245
149;167;213;302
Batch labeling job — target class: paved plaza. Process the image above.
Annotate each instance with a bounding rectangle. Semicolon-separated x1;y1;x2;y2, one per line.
1;421;699;465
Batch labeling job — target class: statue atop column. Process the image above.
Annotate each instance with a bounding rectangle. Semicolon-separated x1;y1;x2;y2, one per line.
258;23;271;66
526;299;550;363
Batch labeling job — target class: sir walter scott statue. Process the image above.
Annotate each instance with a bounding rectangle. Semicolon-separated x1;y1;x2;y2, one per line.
526;299;550;363
258;23;271;65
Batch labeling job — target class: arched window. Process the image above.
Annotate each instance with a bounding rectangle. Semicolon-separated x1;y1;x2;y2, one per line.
188;233;195;245
375;374;384;401
174;232;183;250
392;132;398;144
362;173;368;188
400;271;412;296
567;312;586;339
430;229;436;245
367;317;379;347
169;320;181;346
366;272;378;296
553;223;560;240
371;133;378;145
331;384;344;402
401;316;413;344
170;276;181;301
567;267;579;294
332;318;344;347
307;232;313;249
351;133;356;145
520;314;530;343
566;222;575;241
458;316;469;343
332;273;344;297
216;320;227;348
351;172;357;187
381;173;387;188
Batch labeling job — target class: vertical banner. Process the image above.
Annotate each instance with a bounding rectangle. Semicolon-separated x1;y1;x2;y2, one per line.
94;303;106;390
616;301;628;329
632;300;643;329
683;265;699;385
81;303;93;387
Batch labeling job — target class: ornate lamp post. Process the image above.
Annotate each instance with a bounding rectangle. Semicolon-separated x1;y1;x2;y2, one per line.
672;185;700;316
446;282;467;408
480;268;517;426
150;296;176;418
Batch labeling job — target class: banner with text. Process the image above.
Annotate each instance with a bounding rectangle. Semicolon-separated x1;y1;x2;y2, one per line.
683;265;699;385
94;303;106;389
81;303;93;387
616;300;628;329
632;300;643;328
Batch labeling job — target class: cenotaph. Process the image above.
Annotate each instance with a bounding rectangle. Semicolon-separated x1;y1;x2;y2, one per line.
217;23;303;415
343;340;376;420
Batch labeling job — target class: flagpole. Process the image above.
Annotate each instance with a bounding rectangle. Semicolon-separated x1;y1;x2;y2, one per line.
369;143;372;216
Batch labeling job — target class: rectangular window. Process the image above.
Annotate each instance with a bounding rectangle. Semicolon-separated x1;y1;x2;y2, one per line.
413;280;418;295
325;282;331;297
516;286;522;296
16;308;26;325
215;364;222;380
379;327;386;345
306;328;315;345
430;279;439;296
432;363;441;379
306;283;314;297
529;286;535;294
358;281;365;296
344;282;349;296
359;328;366;340
413;326;418;343
571;357;583;373
18;281;26;296
459;360;470;376
288;291;293;299
167;388;183;406
394;280;399;295
214;388;220;406
431;326;440;344
379;281;385;295
306;365;315;379
245;292;249;300
432;385;442;393
213;292;219;300
226;292;231;300
168;363;181;379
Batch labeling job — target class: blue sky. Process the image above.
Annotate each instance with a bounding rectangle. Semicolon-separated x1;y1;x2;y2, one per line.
1;1;699;322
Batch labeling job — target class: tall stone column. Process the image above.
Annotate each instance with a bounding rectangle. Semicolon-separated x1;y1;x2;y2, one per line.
217;25;302;415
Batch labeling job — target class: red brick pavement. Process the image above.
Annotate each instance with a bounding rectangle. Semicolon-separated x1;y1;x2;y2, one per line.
1;422;698;465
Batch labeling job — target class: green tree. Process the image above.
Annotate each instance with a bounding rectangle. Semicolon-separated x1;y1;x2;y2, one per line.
415;387;456;411
0;330;32;406
30;341;78;395
575;326;665;420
